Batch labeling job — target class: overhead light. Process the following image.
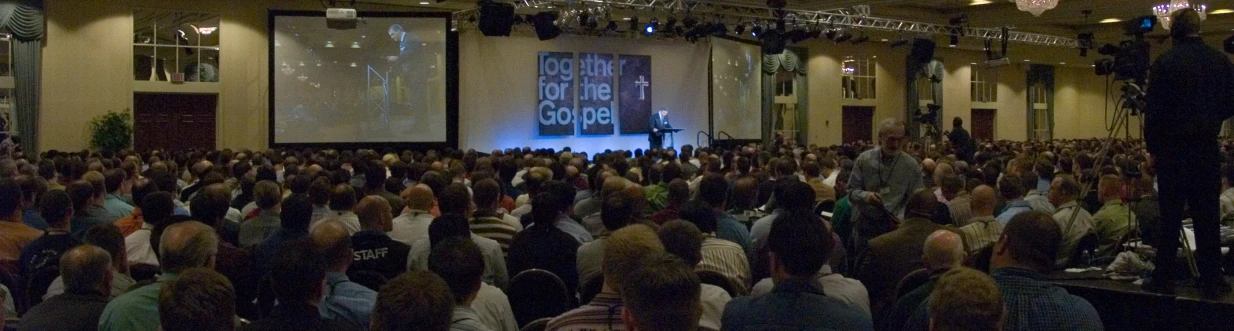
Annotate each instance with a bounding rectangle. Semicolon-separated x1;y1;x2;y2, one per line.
1024;59;1031;62
881;39;889;42
970;62;977;65
419;1;429;4
325;41;334;48
195;26;217;35
350;62;357;67
751;25;763;37
298;61;305;66
970;0;992;4
297;74;308;82
644;18;658;35
1212;9;1234;14
1059;62;1066;65
1099;18;1122;23
351;41;361;48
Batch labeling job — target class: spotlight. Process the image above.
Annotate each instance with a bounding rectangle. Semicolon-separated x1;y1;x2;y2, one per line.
834;31;852;43
949;34;959;47
629;17;640;31
683;17;698;29
644;18;658;35
786;29;810;43
606;20;618;31
752;25;764;37
851;34;869;45
808;27;823;39
734;24;746;35
825;29;837;40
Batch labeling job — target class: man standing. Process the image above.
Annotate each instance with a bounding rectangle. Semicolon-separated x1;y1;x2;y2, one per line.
387;24;425;130
947;117;974;163
849;119;923;218
649;108;672;150
1144;7;1234;293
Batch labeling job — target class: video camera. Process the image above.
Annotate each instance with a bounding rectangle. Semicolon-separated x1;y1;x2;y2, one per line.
1094;15;1155;82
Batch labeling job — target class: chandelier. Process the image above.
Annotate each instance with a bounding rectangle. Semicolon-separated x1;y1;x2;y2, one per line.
1153;0;1207;30
1013;0;1059;17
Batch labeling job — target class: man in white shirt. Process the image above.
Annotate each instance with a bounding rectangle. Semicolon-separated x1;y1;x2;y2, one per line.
821;157;840;188
657;220;733;330
1049;175;1095;267
389;185;435;246
311;184;362;235
406;214;509;289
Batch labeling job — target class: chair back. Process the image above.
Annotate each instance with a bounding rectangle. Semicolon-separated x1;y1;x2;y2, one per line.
508;269;572;328
893;268;931;300
518;318;553;331
815;199;836;215
696;270;741;297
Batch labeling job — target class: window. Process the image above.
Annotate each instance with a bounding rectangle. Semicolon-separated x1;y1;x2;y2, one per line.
1030;82;1050;141
842;56;876;100
0;34;13;139
971;66;998;103
133;10;220;82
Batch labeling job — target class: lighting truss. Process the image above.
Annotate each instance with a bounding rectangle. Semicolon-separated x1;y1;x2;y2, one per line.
452;1;1080;48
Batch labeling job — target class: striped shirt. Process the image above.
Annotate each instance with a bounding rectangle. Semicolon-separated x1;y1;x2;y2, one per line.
946;193;973;227
957;216;1004;254
699;235;751;287
471;215;518;256
545;292;627;331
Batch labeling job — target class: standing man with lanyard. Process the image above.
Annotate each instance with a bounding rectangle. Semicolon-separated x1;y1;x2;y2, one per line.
848;119;924;218
649;107;672;150
1143;8;1234;294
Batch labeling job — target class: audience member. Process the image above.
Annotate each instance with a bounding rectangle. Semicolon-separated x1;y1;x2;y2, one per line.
679;199;750;288
429;237;494;331
363;160;406;218
548;224;663;330
576;192;634;292
125;191;174;267
19;245;113;331
996;174;1031;223
390;185;435;246
941;174;970;226
1048;175;1094;267
856;189;957;320
2;178;44;261
241;239;359;331
1022;169;1055;213
407;213;509;289
888;230;966;331
349;195;410;283
18;189;80;307
254;195;312;285
239;180;282;247
926;267;1004;331
958;185;1003;254
315;184;361;235
101;168;135;220
99;221;219;331
657;220;732;330
508;192;581;293
619;253;703;331
470;179;520;255
44;224;136;300
1092;174;1134;258
848;119;924;217
311;221;378;330
370;271;454;331
722;208;872;330
540;181;593;244
15;175;48;230
989;211;1102;331
72;175;116;239
697;174;752;255
158;268;237;331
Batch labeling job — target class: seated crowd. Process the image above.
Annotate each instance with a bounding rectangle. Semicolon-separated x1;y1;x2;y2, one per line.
1;127;1190;331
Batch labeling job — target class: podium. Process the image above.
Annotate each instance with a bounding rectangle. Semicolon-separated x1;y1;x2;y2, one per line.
660;128;683;149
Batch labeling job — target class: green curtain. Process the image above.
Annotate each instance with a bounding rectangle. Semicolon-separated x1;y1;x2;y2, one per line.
1026;65;1055;141
0;0;43;153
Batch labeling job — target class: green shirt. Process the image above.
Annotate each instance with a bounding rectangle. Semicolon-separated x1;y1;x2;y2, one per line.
98;272;178;331
643;183;668;213
1092;200;1135;258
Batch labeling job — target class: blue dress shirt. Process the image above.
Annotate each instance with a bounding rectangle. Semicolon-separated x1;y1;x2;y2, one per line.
320;272;377;330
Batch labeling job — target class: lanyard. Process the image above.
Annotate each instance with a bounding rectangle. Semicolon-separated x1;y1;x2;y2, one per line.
877;149;900;188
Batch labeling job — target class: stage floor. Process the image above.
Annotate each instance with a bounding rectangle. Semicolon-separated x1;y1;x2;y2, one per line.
1050;273;1234;331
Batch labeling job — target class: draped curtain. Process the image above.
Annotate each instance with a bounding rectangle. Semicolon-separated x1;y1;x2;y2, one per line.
0;0;43;153
761;49;807;146
1026;65;1055;141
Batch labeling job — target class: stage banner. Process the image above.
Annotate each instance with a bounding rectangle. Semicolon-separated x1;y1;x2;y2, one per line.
538;51;575;136
578;53;615;135
618;54;652;134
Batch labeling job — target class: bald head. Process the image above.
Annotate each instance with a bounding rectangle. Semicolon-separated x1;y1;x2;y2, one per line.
356;195;393;231
311;221;353;271
403;185;435;211
601;176;628;199
159;221;219;273
971;185;996;217
1171;7;1202;39
933;163;954;186
61;244;113;296
1097;175;1123;203
923;230;965;272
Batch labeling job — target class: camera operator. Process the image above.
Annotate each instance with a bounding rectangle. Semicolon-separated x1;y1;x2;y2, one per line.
1143;8;1234;294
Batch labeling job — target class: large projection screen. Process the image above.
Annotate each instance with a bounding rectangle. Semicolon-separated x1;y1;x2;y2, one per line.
710;37;762;140
270;12;453;146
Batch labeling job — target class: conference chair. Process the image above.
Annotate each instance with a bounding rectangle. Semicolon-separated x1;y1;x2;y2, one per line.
697;269;744;297
518;318;552;331
0;261;24;315
893;269;932;300
815;199;836;215
508;269;572;327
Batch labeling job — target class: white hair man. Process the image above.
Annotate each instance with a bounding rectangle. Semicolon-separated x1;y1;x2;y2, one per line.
847;119;923;217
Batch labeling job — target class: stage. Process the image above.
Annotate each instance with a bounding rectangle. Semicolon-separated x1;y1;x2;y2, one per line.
1050;273;1234;331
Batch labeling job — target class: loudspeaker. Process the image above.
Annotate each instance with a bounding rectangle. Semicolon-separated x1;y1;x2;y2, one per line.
760;30;785;55
909;39;936;64
533;12;561;41
479;2;515;37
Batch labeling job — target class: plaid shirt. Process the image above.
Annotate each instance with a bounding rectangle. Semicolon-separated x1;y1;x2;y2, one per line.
992;268;1104;331
957;216;1003;254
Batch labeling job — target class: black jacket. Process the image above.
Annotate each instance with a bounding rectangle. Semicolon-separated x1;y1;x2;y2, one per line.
1145;37;1234;162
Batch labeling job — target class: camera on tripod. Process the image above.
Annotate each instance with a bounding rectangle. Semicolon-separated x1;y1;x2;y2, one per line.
1094;16;1155;82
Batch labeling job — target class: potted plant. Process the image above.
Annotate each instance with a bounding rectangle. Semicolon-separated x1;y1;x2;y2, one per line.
89;109;133;152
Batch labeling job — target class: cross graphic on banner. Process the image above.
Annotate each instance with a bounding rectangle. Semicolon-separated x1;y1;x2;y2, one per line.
635;75;650;100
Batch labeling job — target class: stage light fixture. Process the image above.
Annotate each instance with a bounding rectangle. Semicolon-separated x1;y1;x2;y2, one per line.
808;26;823;39
734;24;746;35
606;20;618;31
825;29;837;40
949;34;959;47
752;25;764;37
834;31;852;43
786;28;810;43
683;17;699;29
644;18;658;35
533;11;562;40
629;17;640;32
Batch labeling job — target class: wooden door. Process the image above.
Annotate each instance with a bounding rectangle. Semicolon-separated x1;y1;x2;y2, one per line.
971;109;996;142
842;106;874;144
134;93;217;151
